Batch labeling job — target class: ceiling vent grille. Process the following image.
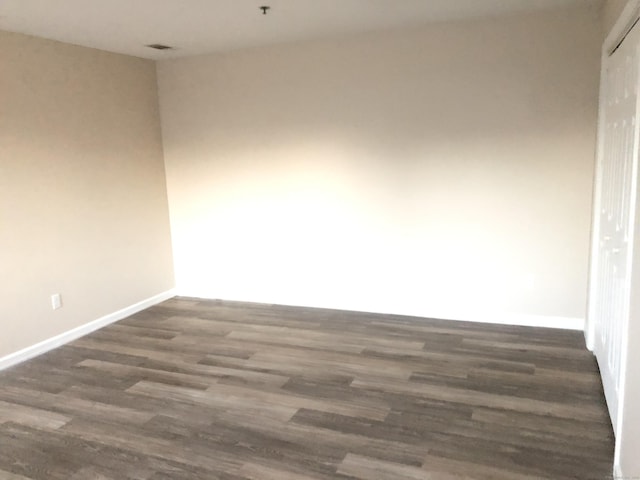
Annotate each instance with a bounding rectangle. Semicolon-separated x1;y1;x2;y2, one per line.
146;44;173;50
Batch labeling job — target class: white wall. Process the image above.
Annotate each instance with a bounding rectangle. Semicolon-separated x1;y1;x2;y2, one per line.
158;6;601;325
0;30;175;361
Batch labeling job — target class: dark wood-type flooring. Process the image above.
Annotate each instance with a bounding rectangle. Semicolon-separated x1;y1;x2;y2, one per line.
0;297;614;479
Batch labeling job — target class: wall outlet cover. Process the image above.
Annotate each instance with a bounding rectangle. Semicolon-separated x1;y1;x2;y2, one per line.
51;294;62;310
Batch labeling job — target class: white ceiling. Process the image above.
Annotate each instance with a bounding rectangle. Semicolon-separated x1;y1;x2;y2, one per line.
0;0;598;60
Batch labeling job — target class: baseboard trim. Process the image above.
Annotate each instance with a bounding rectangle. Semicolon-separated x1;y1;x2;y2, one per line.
0;289;175;371
613;462;623;479
430;312;584;331
174;292;585;331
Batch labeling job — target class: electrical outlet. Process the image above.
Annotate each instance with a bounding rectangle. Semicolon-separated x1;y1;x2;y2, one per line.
51;294;62;310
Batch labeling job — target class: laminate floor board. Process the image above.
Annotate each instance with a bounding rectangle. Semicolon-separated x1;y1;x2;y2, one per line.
409;369;602;404
0;297;614;479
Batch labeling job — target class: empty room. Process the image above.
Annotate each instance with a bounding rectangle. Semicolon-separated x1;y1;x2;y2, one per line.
1;0;639;478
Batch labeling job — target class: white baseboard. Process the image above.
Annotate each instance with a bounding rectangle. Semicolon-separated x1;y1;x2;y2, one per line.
0;289;175;371
429;312;584;331
613;462;623;479
174;291;585;331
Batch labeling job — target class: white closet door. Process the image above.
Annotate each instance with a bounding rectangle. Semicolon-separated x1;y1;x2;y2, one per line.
591;20;640;434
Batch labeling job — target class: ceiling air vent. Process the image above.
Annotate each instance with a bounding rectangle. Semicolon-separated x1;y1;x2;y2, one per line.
146;44;173;50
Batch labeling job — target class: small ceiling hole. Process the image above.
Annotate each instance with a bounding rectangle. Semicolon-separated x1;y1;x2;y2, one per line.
146;44;173;50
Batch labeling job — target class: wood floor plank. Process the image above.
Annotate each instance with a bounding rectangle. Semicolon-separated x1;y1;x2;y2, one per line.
0;386;155;426
0;400;71;430
76;358;216;390
127;380;300;422
351;376;606;421
0;471;34;480
0;297;614;479
60;417;244;476
239;462;329;480
422;453;546;480
338;453;434;480
202;407;430;468
470;407;612;440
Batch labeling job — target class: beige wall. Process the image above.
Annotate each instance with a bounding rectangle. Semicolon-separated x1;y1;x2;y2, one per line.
603;0;629;36
158;5;602;324
0;30;174;359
